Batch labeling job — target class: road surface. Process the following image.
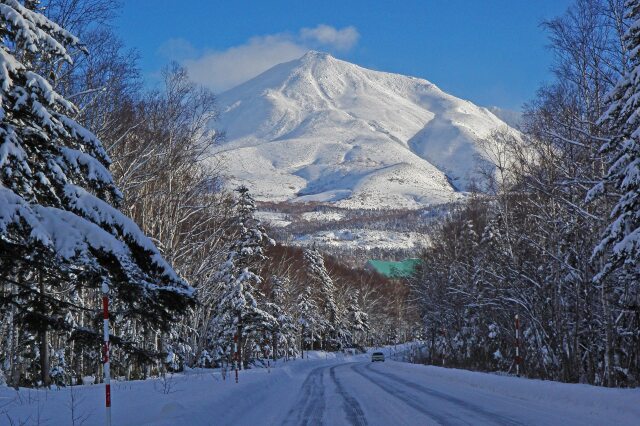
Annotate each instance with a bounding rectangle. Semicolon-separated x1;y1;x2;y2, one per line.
213;355;639;426
272;362;576;426
211;358;640;426
4;347;637;425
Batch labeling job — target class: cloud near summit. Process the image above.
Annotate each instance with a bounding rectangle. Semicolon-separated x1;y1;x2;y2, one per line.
300;25;359;51
161;25;359;93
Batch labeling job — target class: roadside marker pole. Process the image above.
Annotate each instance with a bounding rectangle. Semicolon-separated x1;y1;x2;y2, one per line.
515;314;521;377
102;281;112;426
234;334;239;383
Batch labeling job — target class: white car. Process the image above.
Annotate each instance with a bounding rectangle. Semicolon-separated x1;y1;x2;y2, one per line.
371;352;385;362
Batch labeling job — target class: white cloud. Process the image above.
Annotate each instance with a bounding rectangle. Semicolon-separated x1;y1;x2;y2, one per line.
158;38;198;62
183;35;307;93
167;25;360;93
300;25;359;51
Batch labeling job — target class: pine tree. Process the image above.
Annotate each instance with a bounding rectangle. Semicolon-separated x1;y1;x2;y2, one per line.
346;290;369;347
590;0;640;282
0;0;193;386
295;286;320;354
585;0;640;386
266;276;297;360
212;186;275;368
303;247;338;349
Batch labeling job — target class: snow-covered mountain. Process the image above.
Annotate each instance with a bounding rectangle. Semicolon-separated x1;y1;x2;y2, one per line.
487;106;523;129
212;51;515;209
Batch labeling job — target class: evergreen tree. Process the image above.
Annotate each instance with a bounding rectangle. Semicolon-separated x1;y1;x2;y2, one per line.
303;247;338;349
0;0;192;386
212;186;275;368
586;0;640;386
590;0;640;282
295;286;319;353
266;276;297;360
346;290;369;347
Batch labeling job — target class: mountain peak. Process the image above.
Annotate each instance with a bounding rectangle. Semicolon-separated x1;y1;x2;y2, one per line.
300;50;333;61
213;55;517;209
296;50;341;70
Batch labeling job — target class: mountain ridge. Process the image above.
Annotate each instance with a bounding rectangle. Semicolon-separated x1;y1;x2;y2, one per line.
211;51;516;209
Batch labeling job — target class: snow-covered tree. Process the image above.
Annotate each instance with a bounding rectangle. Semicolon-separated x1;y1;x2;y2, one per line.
0;0;193;387
345;290;369;347
49;348;68;387
266;276;297;360
295;286;319;353
212;186;275;368
303;247;338;349
590;0;640;282
584;0;640;386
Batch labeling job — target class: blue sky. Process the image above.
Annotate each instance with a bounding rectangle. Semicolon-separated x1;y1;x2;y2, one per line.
117;0;572;111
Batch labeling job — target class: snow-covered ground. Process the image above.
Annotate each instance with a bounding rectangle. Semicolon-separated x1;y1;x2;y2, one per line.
256;205;436;252
254;211;292;228
2;345;638;425
211;51;517;209
293;228;429;251
300;211;345;222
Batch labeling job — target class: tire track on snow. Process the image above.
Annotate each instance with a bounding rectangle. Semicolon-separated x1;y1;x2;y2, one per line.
329;364;368;426
363;363;523;425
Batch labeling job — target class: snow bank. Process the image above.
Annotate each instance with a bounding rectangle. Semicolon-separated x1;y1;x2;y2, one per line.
401;363;640;423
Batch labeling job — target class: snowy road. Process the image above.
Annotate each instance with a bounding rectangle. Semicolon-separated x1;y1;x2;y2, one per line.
2;348;638;425
215;353;639;426
256;361;607;426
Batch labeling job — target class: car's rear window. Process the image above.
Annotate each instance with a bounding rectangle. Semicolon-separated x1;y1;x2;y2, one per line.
373;352;383;355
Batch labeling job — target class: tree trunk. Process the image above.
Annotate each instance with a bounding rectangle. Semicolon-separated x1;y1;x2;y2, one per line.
601;282;613;387
237;315;243;371
39;274;51;387
271;332;276;362
8;283;18;388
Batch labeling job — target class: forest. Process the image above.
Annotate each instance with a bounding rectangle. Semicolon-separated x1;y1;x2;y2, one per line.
411;0;640;387
0;0;417;389
0;0;638;393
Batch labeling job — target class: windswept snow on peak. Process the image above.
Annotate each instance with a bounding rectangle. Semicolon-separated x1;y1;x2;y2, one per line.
487;106;523;129
212;51;516;209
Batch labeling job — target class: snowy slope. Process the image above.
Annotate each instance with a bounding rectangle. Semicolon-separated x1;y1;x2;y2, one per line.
212;51;516;209
487;106;523;129
293;228;430;251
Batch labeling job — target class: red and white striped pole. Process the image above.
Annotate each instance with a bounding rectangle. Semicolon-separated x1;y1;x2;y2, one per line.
102;281;112;426
234;334;239;383
515;314;521;377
